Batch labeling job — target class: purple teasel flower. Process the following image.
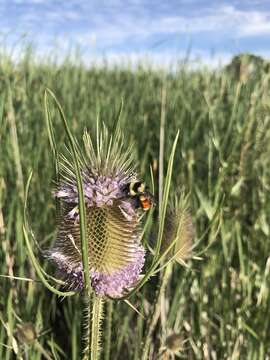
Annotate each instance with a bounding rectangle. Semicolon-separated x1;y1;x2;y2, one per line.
47;128;147;297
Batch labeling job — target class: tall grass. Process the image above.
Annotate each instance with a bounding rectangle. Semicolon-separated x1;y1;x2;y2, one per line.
1;50;270;359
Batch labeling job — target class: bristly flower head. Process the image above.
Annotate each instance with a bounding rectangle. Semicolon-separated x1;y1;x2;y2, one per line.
163;193;194;265
47;124;147;297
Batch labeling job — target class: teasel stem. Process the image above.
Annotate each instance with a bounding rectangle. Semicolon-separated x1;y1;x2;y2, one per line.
91;294;104;360
104;301;113;360
82;295;91;360
141;263;173;360
82;295;104;360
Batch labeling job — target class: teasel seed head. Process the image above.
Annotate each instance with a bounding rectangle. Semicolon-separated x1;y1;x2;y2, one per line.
165;333;184;353
16;323;36;345
47;125;147;297
163;193;194;264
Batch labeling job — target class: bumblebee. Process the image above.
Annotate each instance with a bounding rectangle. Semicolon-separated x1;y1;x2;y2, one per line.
123;180;155;211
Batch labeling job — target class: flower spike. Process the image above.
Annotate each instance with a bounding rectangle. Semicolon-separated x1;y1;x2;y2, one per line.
47;123;151;297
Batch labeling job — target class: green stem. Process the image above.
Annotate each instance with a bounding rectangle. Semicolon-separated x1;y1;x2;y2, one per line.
91;295;104;360
82;293;91;360
104;301;113;360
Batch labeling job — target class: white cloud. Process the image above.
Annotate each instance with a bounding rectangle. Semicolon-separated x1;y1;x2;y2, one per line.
5;2;270;47
33;48;235;70
79;50;235;70
62;4;270;50
133;5;270;38
217;5;270;37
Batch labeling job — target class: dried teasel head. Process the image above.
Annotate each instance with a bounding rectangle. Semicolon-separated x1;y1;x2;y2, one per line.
16;323;36;346
47;124;152;297
163;193;194;264
165;333;184;353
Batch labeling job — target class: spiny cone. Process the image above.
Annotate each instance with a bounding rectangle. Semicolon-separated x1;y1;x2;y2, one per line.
163;195;194;263
47;125;146;297
165;333;184;353
16;323;36;346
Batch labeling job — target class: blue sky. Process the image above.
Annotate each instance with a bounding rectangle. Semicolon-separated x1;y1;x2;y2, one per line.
1;0;270;66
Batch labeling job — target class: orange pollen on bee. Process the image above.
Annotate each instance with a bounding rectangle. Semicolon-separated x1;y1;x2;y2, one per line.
139;195;151;210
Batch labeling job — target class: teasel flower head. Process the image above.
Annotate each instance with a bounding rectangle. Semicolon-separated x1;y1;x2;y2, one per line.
16;323;37;346
165;333;185;353
47;124;148;297
163;193;194;265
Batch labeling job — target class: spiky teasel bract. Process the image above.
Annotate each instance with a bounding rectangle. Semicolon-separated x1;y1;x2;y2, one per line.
47;124;148;297
163;193;194;265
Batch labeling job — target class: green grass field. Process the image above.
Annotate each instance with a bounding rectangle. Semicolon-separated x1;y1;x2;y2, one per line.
1;51;270;359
